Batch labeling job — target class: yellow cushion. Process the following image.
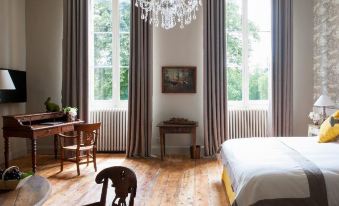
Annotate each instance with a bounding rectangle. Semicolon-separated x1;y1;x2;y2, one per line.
319;111;339;143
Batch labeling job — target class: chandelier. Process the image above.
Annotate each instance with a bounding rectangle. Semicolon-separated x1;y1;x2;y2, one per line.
135;0;202;30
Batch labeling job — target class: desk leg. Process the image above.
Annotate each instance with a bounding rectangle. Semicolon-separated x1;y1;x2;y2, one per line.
54;135;58;160
4;137;9;168
192;128;196;159
31;138;37;173
163;134;166;157
160;129;164;161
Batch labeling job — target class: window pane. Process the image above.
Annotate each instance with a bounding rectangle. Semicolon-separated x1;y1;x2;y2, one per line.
248;32;270;100
94;33;112;66
120;0;131;32
226;32;243;66
94;0;112;32
94;68;112;100
119;0;130;101
120;33;130;66
227;67;242;101
120;67;129;100
248;0;271;32
227;31;243;101
226;0;242;33
226;0;243;102
249;68;268;100
248;0;271;101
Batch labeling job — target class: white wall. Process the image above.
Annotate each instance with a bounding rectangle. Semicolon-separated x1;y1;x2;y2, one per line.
292;0;314;136
0;0;27;164
152;9;204;154
26;0;63;153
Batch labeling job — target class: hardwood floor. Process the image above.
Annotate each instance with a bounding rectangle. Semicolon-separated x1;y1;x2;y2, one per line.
7;154;228;206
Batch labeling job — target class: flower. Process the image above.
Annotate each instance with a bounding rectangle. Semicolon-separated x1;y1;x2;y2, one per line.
63;107;78;116
309;111;321;122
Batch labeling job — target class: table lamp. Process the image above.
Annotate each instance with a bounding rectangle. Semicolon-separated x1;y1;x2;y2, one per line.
314;94;335;122
0;70;15;90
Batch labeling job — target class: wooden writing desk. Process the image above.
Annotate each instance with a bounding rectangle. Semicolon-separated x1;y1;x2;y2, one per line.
2;112;83;173
157;122;198;160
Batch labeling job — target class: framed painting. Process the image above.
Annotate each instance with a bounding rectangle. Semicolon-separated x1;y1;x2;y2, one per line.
162;66;197;93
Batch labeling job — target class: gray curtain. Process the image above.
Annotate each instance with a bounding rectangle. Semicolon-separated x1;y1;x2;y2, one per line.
269;0;293;137
62;0;89;122
127;1;153;158
203;0;227;156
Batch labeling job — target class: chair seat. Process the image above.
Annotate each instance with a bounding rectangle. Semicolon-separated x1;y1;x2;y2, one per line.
63;144;94;151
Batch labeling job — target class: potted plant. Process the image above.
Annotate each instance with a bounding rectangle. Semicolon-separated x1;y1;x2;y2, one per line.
63;107;78;122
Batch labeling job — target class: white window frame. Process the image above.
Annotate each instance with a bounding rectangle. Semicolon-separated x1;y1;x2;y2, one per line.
89;0;129;110
227;0;271;109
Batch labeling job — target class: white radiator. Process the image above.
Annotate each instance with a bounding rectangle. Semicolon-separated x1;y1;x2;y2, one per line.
228;108;268;139
89;108;127;152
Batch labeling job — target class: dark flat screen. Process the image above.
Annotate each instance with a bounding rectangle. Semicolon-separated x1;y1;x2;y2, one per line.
0;68;27;103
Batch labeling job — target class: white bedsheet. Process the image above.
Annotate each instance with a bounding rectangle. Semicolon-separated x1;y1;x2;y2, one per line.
220;137;339;206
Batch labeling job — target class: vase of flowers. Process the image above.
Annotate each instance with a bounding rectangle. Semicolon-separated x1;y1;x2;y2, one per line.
308;111;322;125
63;107;78;122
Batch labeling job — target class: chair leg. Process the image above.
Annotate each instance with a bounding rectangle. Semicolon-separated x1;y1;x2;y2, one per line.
76;150;80;176
60;148;64;172
86;150;89;166
93;148;97;172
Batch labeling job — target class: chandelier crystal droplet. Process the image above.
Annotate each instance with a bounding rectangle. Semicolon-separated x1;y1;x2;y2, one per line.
135;0;202;30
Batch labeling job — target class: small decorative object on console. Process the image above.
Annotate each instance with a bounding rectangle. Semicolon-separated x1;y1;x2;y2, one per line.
164;117;197;125
308;111;322;125
0;166;33;190
44;97;60;112
63;106;78;122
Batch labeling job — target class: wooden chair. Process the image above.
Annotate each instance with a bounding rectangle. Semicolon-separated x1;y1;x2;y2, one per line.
86;166;137;206
58;123;101;176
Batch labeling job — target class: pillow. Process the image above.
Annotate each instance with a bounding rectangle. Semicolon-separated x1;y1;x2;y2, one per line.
319;111;339;143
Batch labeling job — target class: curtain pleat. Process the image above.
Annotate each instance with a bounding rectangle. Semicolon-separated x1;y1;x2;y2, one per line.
127;0;153;157
62;0;89;122
203;0;227;156
269;0;293;137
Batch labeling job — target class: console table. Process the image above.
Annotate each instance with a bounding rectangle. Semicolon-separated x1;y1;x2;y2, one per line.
157;122;198;160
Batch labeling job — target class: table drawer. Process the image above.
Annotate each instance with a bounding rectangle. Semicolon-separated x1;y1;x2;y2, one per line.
34;127;61;138
61;125;74;133
163;127;192;133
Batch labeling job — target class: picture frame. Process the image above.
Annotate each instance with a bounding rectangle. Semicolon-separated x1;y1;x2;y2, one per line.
162;66;197;93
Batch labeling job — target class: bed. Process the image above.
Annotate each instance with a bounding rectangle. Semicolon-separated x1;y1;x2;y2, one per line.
220;137;339;206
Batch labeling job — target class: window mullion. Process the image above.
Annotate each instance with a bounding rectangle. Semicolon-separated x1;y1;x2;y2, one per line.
242;0;249;107
112;0;120;106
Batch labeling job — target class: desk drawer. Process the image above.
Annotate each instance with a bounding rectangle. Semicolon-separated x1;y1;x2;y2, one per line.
34;127;61;138
61;125;74;133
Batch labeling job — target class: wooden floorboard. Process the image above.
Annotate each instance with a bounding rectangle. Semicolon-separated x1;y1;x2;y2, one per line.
5;154;229;206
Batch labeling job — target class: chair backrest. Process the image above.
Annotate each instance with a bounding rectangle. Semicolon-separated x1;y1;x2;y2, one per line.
74;123;101;146
95;166;137;206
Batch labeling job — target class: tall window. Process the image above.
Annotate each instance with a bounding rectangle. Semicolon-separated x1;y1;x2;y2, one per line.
226;0;271;107
90;0;131;108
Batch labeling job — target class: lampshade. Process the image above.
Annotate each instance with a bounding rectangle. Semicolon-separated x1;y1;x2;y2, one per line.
0;70;15;90
314;95;335;107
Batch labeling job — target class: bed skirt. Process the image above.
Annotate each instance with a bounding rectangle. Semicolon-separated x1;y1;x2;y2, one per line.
222;166;236;205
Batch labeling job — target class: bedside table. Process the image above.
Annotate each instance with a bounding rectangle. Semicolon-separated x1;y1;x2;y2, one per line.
308;124;320;137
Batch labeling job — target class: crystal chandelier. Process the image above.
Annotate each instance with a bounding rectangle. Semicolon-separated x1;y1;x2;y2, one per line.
135;0;202;30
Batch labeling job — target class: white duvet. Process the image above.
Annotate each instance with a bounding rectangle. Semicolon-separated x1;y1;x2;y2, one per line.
220;137;339;206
